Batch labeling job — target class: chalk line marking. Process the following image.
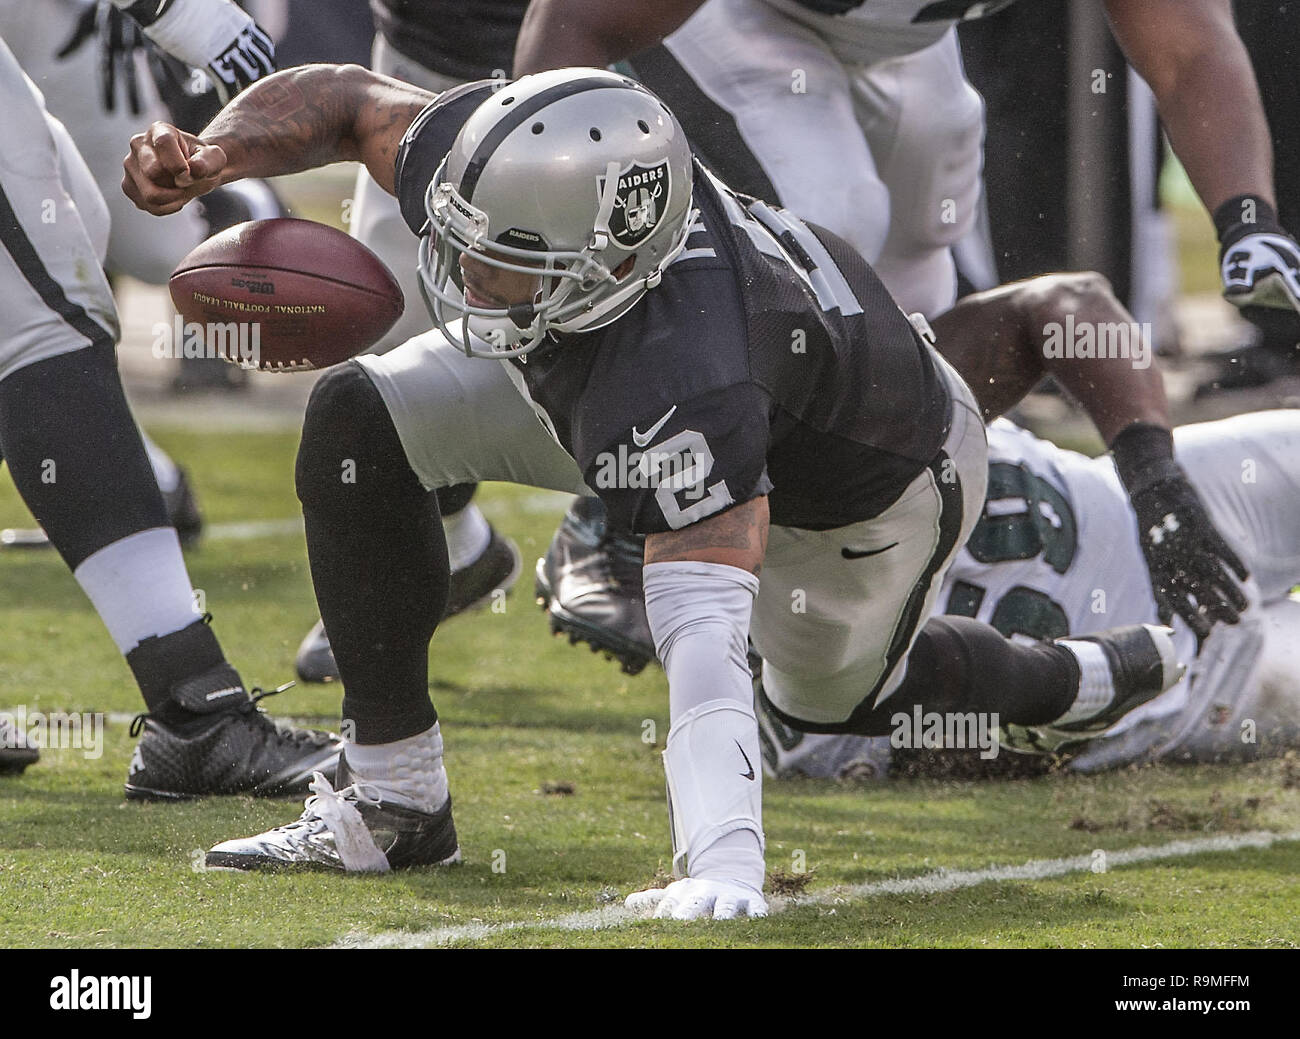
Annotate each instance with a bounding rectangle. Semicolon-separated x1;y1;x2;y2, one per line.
333;829;1300;948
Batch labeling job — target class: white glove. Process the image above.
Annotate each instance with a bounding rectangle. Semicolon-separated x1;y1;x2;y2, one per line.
1221;231;1300;313
626;877;768;921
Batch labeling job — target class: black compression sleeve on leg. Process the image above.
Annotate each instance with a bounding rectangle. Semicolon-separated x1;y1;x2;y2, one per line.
763;615;1081;737
296;362;448;744
849;616;1079;734
0;343;167;570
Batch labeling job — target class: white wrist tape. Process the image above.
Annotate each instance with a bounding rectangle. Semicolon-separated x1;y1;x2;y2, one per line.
133;0;253;69
663;699;765;880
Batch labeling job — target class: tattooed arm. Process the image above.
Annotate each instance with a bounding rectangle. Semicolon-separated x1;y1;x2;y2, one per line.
123;64;434;215
644;496;768;576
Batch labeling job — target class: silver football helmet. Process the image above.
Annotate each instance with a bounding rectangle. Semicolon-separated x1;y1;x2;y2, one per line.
417;68;696;358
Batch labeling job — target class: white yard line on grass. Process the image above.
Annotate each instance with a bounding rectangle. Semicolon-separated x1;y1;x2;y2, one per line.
206;518;304;540
333;829;1300;948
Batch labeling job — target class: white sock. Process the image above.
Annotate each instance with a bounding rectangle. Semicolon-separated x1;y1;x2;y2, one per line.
73;528;202;653
1055;640;1113;724
343;722;450;813
442;503;491;573
140;432;181;494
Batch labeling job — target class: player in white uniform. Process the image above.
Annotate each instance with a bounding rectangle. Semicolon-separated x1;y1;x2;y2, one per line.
763;412;1300;778
0;7;339;794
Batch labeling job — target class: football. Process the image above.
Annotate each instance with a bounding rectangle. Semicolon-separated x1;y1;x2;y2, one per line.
168;217;405;371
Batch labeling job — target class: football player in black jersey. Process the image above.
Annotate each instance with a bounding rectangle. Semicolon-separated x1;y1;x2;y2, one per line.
514;0;1300;671
125;67;1185;915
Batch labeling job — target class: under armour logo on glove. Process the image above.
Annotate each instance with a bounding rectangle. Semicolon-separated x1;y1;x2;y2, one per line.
1130;476;1249;641
1146;513;1180;546
1221;232;1300;314
206;21;275;104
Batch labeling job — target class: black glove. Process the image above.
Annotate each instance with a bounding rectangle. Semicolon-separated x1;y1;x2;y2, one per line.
1113;423;1249;640
56;1;148;116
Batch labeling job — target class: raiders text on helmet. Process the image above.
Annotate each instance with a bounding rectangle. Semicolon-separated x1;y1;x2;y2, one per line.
417;68;696;357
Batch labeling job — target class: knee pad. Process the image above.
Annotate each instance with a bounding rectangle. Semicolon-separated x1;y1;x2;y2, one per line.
295;361;420;514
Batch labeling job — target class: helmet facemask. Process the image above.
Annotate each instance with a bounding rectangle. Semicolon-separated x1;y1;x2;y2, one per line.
418;155;695;359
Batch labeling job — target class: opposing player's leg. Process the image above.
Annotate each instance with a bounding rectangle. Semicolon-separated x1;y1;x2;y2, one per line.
636;0;890;269
0;41;338;795
753;359;1183;741
851;29;984;318
208;329;588;870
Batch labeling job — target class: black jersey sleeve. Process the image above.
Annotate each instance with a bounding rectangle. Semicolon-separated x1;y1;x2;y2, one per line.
393;79;501;235
582;382;774;536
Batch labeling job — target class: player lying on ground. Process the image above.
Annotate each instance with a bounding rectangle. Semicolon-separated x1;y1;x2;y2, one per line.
125;66;1187;918
761;410;1300;780
0;6;339;794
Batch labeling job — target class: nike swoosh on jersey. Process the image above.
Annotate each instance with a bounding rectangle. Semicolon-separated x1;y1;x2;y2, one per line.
841;542;899;559
631;404;678;448
735;739;756;781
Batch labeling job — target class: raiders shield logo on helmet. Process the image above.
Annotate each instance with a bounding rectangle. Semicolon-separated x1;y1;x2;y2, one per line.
600;160;671;249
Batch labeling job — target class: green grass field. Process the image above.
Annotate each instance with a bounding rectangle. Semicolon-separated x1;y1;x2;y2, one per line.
2;428;1299;949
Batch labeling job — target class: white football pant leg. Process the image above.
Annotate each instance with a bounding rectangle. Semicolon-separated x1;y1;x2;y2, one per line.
0;0;207;284
752;355;988;726
850;29;985;317
0;38;119;382
1173;410;1300;602
355;327;589;495
662;0;891;273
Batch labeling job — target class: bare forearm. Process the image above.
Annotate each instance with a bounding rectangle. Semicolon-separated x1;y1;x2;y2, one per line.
202;64;433;194
644;496;768;576
514;0;705;74
933;273;1168;444
1106;0;1274;212
1019;276;1169;445
201;65;365;184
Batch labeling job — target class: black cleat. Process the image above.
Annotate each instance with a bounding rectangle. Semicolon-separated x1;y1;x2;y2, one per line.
163;467;204;547
0;715;39;775
205;755;460;872
999;624;1184;755
294;525;521;683
534;496;655;676
124;665;341;801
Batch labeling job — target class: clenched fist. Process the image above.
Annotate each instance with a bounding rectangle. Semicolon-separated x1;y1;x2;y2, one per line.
123;122;227;215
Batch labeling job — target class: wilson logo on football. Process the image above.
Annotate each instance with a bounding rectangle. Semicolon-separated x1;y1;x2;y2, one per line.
600;160;670;248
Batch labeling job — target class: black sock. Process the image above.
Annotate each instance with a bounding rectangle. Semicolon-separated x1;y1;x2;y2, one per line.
126;619;240;732
296;363;448;744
